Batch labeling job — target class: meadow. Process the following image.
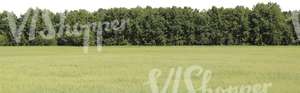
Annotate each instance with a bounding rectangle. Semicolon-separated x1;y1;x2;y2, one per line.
0;46;299;93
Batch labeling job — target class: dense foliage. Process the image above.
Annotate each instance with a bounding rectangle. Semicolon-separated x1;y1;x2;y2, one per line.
0;3;298;46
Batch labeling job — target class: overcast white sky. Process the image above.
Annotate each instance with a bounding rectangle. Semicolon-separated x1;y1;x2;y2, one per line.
0;0;300;15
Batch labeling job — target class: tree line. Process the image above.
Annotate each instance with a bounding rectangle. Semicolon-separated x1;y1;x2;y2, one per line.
0;2;299;46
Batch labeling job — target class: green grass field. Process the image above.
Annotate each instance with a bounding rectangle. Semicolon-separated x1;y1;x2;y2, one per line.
0;46;299;93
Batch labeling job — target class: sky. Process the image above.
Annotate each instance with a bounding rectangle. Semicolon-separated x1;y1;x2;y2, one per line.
0;0;300;15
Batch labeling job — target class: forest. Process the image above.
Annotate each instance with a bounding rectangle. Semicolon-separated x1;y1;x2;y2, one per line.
0;2;299;46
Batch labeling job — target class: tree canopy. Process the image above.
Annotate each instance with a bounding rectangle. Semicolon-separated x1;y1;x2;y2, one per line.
0;2;298;46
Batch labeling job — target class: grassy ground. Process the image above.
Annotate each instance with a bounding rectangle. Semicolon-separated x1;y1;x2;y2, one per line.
0;46;299;93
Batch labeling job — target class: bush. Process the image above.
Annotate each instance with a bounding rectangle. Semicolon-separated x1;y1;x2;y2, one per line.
0;34;8;46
